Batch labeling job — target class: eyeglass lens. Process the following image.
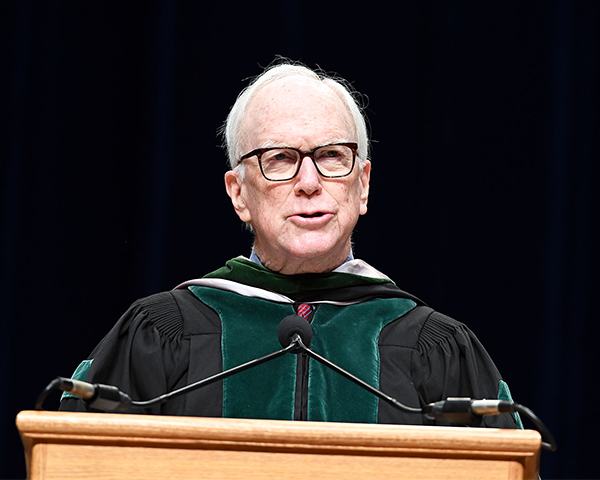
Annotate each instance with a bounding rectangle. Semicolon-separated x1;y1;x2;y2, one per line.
261;145;354;180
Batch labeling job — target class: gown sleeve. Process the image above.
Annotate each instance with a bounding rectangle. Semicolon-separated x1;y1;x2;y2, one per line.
413;311;519;428
59;291;187;414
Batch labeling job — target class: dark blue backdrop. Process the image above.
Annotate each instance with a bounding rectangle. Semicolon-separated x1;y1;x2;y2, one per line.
2;1;598;478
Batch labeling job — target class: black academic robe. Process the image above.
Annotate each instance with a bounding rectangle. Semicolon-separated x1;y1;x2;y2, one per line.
60;258;519;429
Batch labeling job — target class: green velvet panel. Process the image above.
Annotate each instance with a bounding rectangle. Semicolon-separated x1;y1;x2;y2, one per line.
307;299;416;423
188;286;298;420
189;286;416;422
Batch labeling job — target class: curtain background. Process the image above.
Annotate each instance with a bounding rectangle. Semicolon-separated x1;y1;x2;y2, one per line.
2;1;598;478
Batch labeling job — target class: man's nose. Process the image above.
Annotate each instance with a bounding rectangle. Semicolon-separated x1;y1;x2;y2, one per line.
294;156;322;195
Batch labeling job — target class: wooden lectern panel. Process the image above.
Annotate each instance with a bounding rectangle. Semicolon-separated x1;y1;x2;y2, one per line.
17;410;541;479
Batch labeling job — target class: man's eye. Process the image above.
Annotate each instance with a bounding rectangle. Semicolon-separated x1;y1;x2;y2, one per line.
266;150;297;163
316;148;345;161
323;149;341;158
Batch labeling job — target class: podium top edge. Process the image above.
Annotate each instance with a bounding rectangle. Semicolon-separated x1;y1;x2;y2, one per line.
17;410;541;455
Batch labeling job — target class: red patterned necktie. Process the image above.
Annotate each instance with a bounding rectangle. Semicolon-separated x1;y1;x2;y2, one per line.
297;303;313;319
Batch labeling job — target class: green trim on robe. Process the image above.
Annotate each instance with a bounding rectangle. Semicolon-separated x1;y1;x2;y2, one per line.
189;285;416;422
498;379;524;429
60;359;93;401
203;257;394;294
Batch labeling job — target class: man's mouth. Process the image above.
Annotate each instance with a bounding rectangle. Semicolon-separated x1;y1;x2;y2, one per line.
298;212;326;218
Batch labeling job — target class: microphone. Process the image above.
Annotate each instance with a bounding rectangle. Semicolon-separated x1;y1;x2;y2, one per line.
423;398;557;451
422;398;515;426
37;377;132;412
277;314;313;352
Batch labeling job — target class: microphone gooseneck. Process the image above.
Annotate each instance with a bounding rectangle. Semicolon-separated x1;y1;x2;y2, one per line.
37;315;557;451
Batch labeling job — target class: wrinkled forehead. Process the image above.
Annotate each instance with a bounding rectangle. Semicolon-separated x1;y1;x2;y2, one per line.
239;76;356;149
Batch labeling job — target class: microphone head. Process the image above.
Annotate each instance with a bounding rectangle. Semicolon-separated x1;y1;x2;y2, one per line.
278;314;313;350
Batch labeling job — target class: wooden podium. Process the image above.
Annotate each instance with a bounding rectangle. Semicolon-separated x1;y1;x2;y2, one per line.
16;410;541;479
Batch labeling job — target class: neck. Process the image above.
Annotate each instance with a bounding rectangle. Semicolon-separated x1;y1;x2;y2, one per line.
253;245;352;275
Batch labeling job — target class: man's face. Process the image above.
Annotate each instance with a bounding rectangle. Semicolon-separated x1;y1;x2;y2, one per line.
225;76;371;275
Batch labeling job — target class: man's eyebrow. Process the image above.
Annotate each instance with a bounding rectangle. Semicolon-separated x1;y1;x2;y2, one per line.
256;139;353;150
257;141;288;149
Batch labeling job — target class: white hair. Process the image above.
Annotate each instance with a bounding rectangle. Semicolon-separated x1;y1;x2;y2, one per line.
221;62;370;173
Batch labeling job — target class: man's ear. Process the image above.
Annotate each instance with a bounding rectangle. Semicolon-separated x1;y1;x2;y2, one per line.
359;160;371;215
225;170;252;222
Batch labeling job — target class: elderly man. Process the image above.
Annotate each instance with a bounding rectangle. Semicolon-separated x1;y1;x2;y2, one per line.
60;63;518;428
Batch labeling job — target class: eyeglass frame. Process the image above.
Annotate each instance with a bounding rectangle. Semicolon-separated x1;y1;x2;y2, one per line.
238;142;359;182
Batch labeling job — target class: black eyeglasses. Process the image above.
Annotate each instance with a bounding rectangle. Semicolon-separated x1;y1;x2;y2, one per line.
238;143;358;182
